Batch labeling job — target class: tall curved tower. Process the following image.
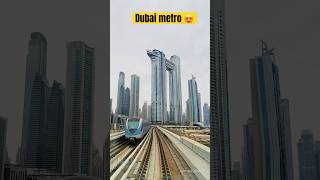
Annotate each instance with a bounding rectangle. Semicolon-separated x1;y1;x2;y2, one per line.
147;50;182;125
147;49;167;124
21;32;48;168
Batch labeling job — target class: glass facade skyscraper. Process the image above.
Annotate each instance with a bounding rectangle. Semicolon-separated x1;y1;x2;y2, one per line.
188;76;202;126
298;130;317;180
147;49;168;124
123;87;130;116
203;103;210;127
242;118;255;180
20;32;67;172
250;47;281;180
20;32;49;168
279;98;294;180
129;74;140;117
168;55;182;125
147;49;182;124
186;99;191;126
0;116;7;180
211;0;232;178
63;41;95;175
116;72;125;115
141;102;148;120
249;42;293;180
46;81;65;172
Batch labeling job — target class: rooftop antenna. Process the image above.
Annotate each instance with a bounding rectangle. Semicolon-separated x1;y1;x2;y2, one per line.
261;40;276;62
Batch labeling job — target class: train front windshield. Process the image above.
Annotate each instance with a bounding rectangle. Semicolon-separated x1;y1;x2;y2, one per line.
127;118;140;130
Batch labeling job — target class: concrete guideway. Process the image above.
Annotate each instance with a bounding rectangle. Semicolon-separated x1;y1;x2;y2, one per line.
110;129;152;180
110;142;137;174
110;131;125;141
110;126;207;180
144;128;160;179
158;126;210;180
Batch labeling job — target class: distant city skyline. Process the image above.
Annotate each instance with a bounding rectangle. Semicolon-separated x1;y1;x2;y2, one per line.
0;0;108;164
111;63;209;124
111;53;209;117
110;0;210;118
5;32;99;178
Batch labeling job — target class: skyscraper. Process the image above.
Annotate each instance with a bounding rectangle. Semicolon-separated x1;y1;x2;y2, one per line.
116;72;125;115
46;80;65;172
314;141;320;179
147;49;168;124
20;34;64;171
279;98;294;180
203;103;210;127
211;0;231;178
242;118;255;180
123;87;130;116
168;55;182;125
147;49;182;124
186;99;192;126
27;74;49;169
20;32;49;168
197;93;203;125
298;129;317;180
0;116;7;180
141;102;148;120
63;41;95;175
188;76;202;126
129;74;139;117
249;42;293;180
250;43;281;180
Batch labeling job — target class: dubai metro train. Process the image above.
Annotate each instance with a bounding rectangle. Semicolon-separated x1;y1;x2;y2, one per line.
124;117;151;140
